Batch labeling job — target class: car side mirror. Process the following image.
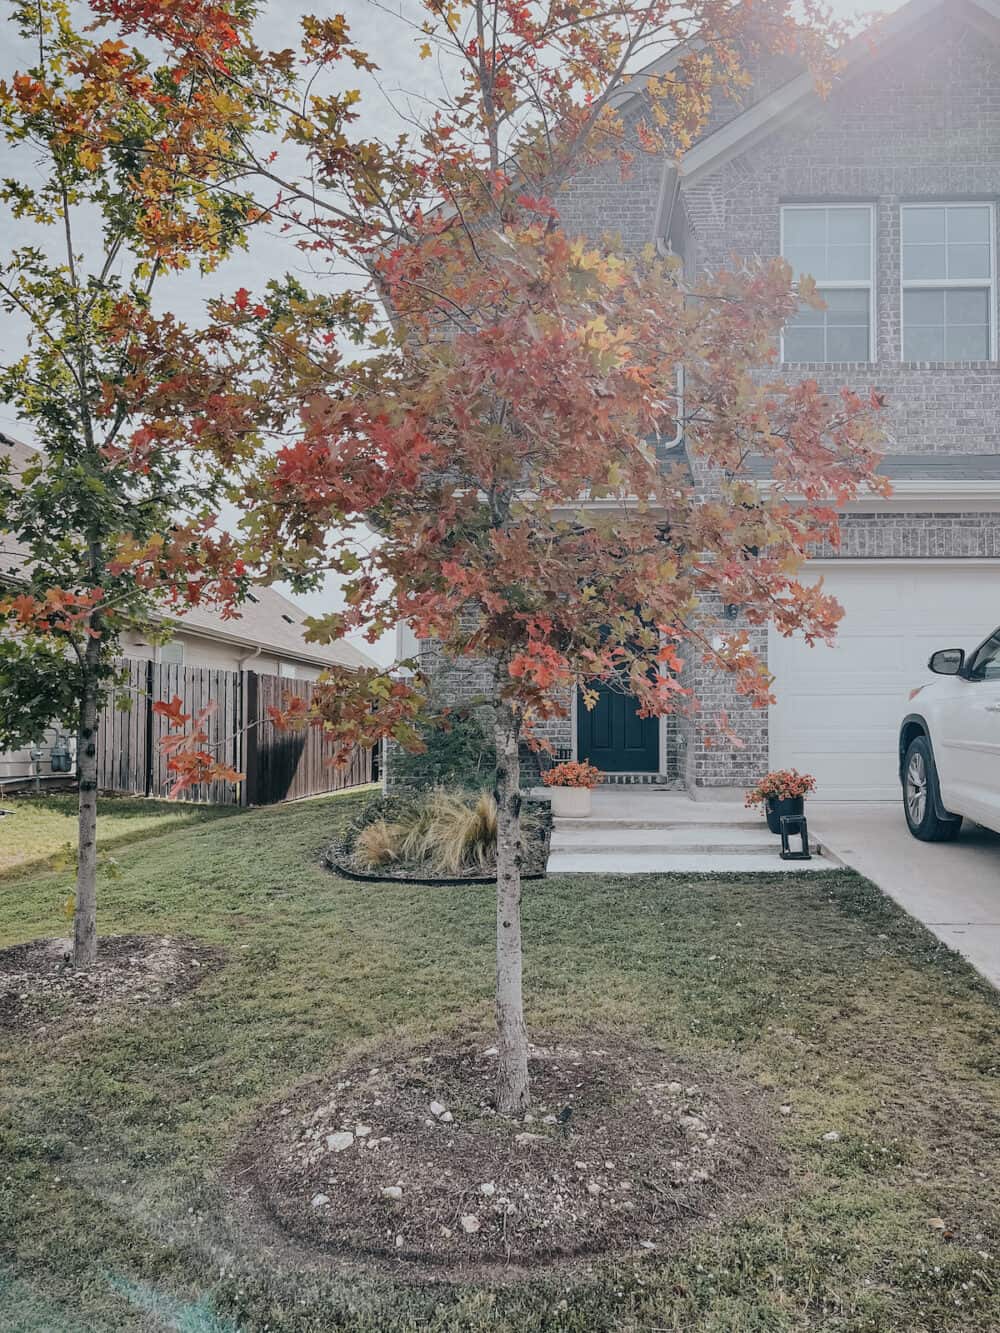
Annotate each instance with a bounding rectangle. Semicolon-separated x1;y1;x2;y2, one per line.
928;648;965;676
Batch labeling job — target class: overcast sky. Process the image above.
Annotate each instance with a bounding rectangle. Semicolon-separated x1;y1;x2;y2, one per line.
0;0;891;665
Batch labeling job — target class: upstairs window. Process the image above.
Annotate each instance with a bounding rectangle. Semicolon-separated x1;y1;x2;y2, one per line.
901;204;995;361
780;204;874;363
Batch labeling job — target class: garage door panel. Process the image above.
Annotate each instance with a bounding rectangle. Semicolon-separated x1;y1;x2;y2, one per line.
768;564;1000;802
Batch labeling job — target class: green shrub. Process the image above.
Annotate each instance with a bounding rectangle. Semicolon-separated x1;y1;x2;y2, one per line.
392;712;496;790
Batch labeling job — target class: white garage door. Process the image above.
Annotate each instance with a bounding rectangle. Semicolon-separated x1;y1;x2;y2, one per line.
768;562;1000;801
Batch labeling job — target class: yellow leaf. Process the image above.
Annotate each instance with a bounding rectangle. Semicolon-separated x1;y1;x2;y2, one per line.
419;42;432;59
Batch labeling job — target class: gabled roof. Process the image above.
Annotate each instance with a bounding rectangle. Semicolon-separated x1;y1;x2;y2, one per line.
673;0;1000;193
0;433;376;671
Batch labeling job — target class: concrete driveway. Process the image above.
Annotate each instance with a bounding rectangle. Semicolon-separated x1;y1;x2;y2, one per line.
811;802;1000;989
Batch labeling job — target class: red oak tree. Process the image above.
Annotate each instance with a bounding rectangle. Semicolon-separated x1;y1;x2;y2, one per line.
36;0;884;1106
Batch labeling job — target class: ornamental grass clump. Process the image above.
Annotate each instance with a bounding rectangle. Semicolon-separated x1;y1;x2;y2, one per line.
350;789;505;876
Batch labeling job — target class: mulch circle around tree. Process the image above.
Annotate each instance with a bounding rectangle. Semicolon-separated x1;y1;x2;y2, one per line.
0;934;221;1035
235;1035;783;1277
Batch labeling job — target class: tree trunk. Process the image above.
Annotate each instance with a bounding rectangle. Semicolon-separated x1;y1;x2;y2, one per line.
74;674;99;968
494;705;530;1113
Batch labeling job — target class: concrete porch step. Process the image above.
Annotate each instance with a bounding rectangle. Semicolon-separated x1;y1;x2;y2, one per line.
547;850;831;874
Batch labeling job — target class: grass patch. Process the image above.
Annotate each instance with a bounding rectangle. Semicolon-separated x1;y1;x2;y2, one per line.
0;791;998;1330
0;791;240;880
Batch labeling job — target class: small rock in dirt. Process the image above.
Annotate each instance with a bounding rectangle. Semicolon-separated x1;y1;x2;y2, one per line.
439;1225;453;1237
574;1160;588;1170
639;1240;657;1250
680;1115;707;1133
542;1114;557;1124
429;1100;447;1119
395;1233;404;1248
310;1193;330;1208
460;1213;481;1234
381;1186;403;1200
482;1046;499;1057
356;1123;372;1137
479;1181;496;1196
326;1132;354;1153
822;1130;841;1142
586;1181;601;1197
515;1132;547;1146
440;1111;454;1123
667;1081;683;1094
779;1104;792;1116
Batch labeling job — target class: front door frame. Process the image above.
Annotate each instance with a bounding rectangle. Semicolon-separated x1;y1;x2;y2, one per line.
571;684;667;775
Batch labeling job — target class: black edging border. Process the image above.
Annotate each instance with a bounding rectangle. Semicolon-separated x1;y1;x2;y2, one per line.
322;847;549;886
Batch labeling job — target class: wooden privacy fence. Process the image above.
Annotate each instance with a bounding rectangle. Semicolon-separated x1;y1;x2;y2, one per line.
97;660;373;805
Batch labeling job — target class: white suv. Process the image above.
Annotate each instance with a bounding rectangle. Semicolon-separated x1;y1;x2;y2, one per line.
900;627;1000;841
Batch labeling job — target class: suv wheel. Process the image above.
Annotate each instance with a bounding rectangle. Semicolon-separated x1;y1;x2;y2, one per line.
902;736;962;842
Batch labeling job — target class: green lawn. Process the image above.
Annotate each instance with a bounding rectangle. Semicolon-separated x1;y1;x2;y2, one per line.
1;791;998;1331
0;791;240;880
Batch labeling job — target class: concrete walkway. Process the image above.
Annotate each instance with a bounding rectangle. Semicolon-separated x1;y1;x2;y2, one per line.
810;802;1000;989
543;789;834;874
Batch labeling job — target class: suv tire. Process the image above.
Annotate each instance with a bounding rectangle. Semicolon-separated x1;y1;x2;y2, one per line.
902;735;962;842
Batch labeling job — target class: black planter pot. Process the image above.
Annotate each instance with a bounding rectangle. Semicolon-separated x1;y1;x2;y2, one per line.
765;795;804;835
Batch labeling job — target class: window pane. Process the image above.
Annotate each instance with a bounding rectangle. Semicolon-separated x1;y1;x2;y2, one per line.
827;243;870;280
784;289;869;362
903;325;945;360
946;323;989;359
782;206;871;284
948;243;991;279
903;243;947;279
904;289;944;323
783;324;825;363
946;288;989;324
828;207;871;244
825;288;870;322
827;326;869;361
902;207;945;243
783;209;826;247
784;244;826;280
948;206;990;244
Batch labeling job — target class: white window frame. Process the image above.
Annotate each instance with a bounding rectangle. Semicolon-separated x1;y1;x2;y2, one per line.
779;202;877;364
899;201;997;363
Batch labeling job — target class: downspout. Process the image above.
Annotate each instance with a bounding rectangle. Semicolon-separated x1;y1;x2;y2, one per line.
652;159;681;259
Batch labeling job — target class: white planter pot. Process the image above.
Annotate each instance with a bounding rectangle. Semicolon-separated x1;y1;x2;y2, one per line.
548;786;592;818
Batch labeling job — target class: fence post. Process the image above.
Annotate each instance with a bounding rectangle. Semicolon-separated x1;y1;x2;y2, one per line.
242;669;259;807
144;659;154;797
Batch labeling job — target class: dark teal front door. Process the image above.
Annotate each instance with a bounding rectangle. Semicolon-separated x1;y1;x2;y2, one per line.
577;681;659;773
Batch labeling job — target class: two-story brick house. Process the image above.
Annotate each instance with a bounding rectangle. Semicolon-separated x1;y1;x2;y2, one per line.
406;0;1000;802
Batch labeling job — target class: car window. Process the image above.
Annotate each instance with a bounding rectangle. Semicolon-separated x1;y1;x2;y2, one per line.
969;632;1000;681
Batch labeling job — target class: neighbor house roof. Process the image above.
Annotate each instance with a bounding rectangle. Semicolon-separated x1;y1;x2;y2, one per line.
0;433;376;672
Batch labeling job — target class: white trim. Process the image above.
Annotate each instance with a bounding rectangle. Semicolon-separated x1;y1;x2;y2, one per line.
756;476;1000;514
899;201;997;362
804;557;1000;568
779;203;876;363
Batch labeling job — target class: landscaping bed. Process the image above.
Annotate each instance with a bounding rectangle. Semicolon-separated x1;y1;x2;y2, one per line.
237;1035;777;1274
325;790;552;883
0;933;221;1034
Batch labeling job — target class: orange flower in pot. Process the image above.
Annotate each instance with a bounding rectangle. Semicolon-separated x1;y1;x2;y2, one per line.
542;760;603;818
745;769;817;834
